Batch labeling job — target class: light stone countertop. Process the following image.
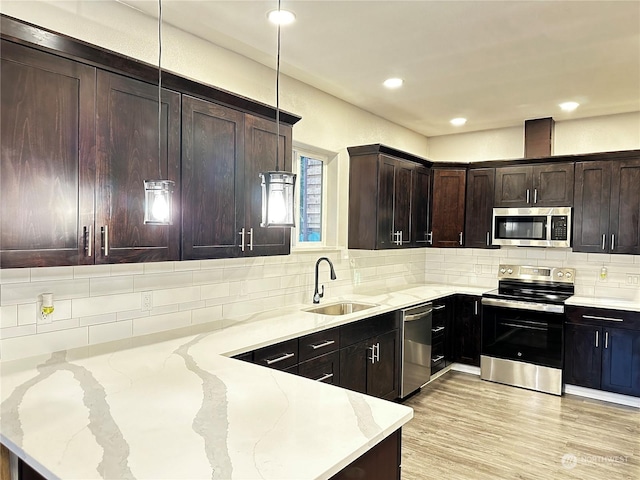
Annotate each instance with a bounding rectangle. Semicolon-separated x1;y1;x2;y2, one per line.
565;295;640;312
3;281;634;480
0;283;484;480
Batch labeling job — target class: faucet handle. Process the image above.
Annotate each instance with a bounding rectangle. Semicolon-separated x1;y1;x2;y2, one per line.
319;284;325;299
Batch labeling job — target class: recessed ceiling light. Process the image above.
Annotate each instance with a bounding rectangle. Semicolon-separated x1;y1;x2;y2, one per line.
559;101;580;112
383;78;403;89
268;9;296;25
450;117;467;126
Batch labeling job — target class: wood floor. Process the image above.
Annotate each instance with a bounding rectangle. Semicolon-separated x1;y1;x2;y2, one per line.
401;371;640;480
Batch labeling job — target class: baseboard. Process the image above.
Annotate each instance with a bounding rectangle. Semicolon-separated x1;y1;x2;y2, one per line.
564;384;640;409
450;363;481;375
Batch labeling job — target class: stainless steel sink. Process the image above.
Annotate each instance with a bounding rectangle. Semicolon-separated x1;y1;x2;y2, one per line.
304;302;376;316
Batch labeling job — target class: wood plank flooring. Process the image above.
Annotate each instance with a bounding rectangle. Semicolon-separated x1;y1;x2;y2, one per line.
401;371;640;480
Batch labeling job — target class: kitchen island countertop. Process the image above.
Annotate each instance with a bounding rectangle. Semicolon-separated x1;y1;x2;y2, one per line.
0;283;486;480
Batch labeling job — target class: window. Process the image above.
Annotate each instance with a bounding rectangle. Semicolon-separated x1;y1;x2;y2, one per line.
297;152;324;243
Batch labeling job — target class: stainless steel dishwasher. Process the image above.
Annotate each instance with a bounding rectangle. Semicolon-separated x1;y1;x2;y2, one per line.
400;302;433;398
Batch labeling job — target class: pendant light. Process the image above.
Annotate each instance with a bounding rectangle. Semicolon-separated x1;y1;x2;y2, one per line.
260;0;296;228
144;0;174;225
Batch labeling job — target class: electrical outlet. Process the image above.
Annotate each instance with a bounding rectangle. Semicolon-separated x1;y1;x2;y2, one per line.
142;292;152;311
474;264;482;274
628;275;640;285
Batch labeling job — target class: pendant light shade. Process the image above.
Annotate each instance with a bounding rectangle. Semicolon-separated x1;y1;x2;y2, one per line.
144;0;174;225
260;0;297;229
260;171;296;227
144;179;174;224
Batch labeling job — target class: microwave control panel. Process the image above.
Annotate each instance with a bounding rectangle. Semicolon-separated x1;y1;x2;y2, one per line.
550;216;568;240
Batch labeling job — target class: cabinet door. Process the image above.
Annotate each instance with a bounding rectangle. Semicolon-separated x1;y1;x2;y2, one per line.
95;71;180;264
377;156;396;249
412;166;431;246
368;330;399;400
243;114;292;256
0;41;95;268
532;163;574;206
394;161;413;245
609;159;640;255
573;162;612;253
431;169;466;247
601;327;640;397
339;341;369;395
454;295;481;366
494;166;532;206
464;168;495;249
182;96;244;259
564;323;602;389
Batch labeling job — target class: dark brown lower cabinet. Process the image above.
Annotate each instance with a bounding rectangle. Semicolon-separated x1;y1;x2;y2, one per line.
330;429;401;480
564;306;640;397
453;295;482;367
298;351;340;385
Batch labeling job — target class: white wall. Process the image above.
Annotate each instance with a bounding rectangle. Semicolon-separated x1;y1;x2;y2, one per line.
428;112;640;162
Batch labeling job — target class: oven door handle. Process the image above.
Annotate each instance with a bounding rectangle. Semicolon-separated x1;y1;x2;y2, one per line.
481;297;565;314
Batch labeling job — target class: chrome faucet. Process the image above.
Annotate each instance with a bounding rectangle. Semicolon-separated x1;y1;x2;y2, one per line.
313;257;337;304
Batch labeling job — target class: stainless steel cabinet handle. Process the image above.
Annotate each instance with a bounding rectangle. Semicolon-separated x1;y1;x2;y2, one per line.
474;300;478;316
310;340;335;350
368;345;376;364
595;330;599;348
583;315;623;322
427;231;433;245
84;225;93;257
399;230;403;246
265;352;295;365
432;355;444;363
432;326;445;333
605;331;609;349
534;188;538;204
611;234;615;251
434;305;446;311
405;310;433;321
102;225;109;256
248;227;254;251
526;189;530;204
238;228;246;252
315;373;334;382
602;234;606;250
486;231;490;246
375;342;380;362
459;232;463;245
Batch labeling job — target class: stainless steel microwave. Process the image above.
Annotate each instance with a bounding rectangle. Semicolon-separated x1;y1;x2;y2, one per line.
492;207;571;247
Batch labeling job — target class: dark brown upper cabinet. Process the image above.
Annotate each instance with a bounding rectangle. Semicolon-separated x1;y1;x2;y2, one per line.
182;97;292;259
494;163;574;207
348;145;431;250
0;40;96;268
431;168;466;248
95;71;181;264
182;96;245;259
464;168;496;249
573;158;640;254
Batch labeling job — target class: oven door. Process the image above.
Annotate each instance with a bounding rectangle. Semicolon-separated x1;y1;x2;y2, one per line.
481;298;564;369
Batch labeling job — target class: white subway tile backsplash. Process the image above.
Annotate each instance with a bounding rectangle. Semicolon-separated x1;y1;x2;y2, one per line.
1;324;36;339
192;269;225;285
132;311;191;336
117;309;150;321
111;263;145;276
0;269;31;285
134;271;193;291
37;318;80;334
31;266;75;282
89;320;133;345
0;305;18;328
143;262;176;274
179;300;206;311
79;313;118;327
174;260;202;271
72;293;141;317
17;304;37;325
39;300;72;323
191;305;224;326
1;280;90;305
152;286;201;307
90;276;134;296
149;305;179;316
73;264;111;279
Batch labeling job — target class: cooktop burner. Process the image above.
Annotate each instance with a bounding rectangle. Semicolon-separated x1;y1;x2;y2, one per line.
484;264;576;304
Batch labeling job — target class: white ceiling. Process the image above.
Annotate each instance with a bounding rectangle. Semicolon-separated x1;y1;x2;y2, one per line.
118;0;640;137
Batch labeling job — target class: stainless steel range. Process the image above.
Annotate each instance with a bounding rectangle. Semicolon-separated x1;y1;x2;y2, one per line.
480;264;575;395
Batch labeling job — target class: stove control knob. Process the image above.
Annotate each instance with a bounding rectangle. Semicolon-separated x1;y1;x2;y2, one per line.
507;268;513;274
565;272;572;279
500;268;506;274
557;271;564;278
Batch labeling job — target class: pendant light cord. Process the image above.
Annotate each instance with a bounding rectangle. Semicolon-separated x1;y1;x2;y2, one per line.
275;0;281;172
157;0;163;179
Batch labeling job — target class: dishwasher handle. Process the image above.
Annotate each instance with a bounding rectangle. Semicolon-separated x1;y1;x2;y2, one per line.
404;308;433;321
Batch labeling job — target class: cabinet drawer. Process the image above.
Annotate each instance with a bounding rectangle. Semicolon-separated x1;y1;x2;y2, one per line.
432;301;449;328
232;352;253;363
298;351;340;385
253;338;299;371
566;306;640;329
341;312;398;347
299;327;340;362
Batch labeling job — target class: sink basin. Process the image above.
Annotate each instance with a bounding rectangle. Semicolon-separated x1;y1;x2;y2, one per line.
304;302;377;316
